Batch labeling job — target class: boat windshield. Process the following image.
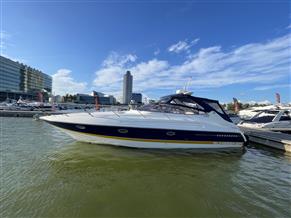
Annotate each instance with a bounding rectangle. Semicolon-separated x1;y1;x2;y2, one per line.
138;94;232;122
139;103;204;115
280;111;291;121
247;110;291;123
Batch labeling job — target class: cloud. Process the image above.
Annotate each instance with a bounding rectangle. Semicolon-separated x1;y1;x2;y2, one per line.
246;100;272;105
52;69;87;95
93;52;138;96
258;100;272;105
93;52;170;96
92;34;290;99
168;38;200;53
0;31;10;51
254;84;291;91
154;48;160;56
102;51;137;67
170;34;290;88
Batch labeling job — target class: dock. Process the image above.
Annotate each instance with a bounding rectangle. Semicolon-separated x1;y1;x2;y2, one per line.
0;110;64;118
240;127;291;152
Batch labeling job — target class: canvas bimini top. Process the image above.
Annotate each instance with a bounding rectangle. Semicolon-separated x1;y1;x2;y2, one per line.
139;93;232;123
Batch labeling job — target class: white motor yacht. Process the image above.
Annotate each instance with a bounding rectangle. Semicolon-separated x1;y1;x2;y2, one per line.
40;93;247;149
238;109;291;133
238;105;291;120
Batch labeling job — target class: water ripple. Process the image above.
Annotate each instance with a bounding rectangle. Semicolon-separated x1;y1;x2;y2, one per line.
1;118;291;217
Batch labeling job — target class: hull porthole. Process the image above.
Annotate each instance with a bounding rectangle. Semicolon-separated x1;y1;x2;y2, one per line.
118;129;128;134
166;131;176;136
76;125;86;130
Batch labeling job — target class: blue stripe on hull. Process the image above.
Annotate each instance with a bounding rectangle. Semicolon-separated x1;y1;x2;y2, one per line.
46;121;245;143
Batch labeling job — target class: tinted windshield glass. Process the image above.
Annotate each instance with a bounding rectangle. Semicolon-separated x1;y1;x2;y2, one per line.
159;96;171;103
169;97;205;111
206;102;225;114
280;116;291;121
139;103;203;114
249;115;275;123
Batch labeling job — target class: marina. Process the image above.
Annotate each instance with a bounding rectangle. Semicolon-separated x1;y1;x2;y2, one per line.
1;1;290;217
0;110;63;117
1;93;290;152
0;108;97;117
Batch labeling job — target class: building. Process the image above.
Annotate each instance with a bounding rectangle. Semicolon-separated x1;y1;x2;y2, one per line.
0;56;22;93
92;91;116;105
75;94;95;104
0;55;52;101
102;95;116;105
131;93;142;104
99;96;112;105
75;92;116;105
92;91;104;97
21;66;52;93
122;70;132;104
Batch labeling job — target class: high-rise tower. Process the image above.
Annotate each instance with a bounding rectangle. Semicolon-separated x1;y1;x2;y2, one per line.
122;71;133;104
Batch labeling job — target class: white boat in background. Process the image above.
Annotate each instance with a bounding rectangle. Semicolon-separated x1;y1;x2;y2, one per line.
238;105;291;120
0;102;14;110
238;109;291;133
41;92;247;149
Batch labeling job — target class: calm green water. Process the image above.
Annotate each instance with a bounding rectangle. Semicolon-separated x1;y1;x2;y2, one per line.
1;117;291;218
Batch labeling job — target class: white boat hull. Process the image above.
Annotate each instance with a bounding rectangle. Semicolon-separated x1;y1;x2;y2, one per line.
41;109;246;149
61;128;244;149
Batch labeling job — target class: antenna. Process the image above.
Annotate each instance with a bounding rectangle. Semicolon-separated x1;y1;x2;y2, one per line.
186;76;192;91
176;76;193;95
183;76;193;92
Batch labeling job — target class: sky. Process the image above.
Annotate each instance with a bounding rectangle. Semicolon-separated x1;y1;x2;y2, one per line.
1;0;290;103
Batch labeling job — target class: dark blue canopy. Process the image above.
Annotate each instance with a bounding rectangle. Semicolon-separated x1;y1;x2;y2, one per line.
159;94;232;122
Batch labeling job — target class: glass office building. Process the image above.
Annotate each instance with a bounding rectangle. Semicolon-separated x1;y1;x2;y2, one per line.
0;55;22;92
0;55;52;101
21;66;52;93
132;93;142;104
75;93;116;105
